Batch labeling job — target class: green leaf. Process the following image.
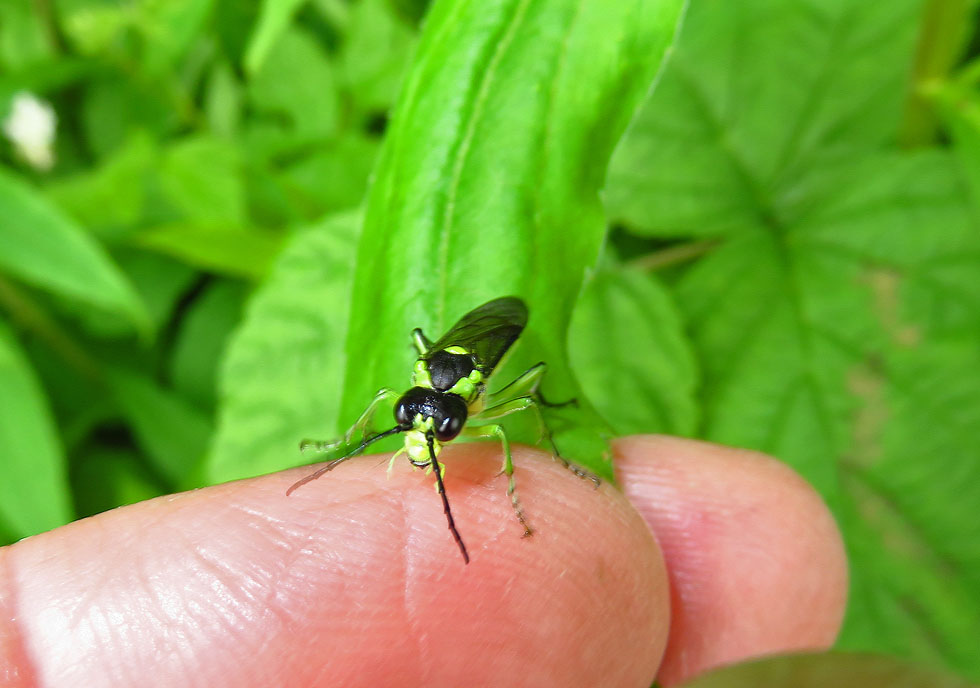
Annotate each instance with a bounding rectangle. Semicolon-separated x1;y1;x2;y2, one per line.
605;0;980;678
170;278;248;409
0;2;56;70
206;210;359;483
247;26;340;139
158;135;247;226
244;0;309;75
0;318;72;538
0;167;150;332
606;0;924;238
569;267;699;436
108;367;212;487
70;448;165;518
338;0;416;115
136;0;216;73
132;223;281;280
341;0;687;479
680;651;975;688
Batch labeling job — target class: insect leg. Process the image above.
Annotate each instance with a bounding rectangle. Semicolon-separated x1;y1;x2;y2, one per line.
475;396;601;488
427;431;469;564
299;388;400;453
412;328;433;356
287;424;409;495
462;422;532;538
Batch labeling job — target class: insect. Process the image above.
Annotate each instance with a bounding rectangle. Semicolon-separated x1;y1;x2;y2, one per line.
287;296;599;564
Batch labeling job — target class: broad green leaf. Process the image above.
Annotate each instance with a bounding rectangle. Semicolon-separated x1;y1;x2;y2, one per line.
0;318;72;538
338;0;416;115
132;223;281;280
569;267;698;436
605;0;980;678
607;0;924;238
341;0;687;479
244;0;309;75
108;367;212;487
247;26;340;139
0;2;56;70
280;133;380;214
170;279;248;409
0;167;150;332
44;133;158;236
207;210;359;483
81;77;177;159
681;651;975;688
158;135;247;226
136;0;215;73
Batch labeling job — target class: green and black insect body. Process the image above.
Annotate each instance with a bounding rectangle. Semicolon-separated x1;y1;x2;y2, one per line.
287;296;599;564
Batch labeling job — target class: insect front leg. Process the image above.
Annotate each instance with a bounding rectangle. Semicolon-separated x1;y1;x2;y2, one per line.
300;387;400;453
462;421;532;538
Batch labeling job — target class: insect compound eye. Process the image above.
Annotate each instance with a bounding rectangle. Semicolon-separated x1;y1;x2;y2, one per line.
436;414;463;442
434;393;468;442
394;386;430;427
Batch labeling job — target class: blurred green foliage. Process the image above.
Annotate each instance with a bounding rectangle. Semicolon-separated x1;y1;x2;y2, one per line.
1;0;979;683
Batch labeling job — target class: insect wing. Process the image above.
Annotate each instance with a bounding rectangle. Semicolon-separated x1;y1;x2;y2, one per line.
427;297;528;375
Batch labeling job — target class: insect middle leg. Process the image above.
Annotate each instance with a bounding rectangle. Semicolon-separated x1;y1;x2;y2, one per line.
484;370;600;487
461;421;532;537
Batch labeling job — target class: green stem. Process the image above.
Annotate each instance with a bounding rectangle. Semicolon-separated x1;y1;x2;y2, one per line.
900;0;975;147
0;275;103;383
628;238;719;272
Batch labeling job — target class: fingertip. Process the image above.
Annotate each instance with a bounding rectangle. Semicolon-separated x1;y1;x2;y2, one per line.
4;443;670;688
614;435;848;686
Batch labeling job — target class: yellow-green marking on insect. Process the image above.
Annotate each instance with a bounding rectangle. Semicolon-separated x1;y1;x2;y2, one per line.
288;296;599;564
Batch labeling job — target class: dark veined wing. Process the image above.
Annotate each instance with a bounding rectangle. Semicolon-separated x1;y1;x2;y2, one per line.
425;297;528;375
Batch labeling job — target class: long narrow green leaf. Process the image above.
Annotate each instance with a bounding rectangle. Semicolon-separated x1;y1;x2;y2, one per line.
342;0;687;477
0;318;72;538
0;168;149;333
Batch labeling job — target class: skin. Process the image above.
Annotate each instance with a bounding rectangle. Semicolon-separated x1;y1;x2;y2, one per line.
0;436;846;687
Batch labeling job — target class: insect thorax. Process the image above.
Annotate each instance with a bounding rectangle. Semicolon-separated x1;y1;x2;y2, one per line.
412;348;485;405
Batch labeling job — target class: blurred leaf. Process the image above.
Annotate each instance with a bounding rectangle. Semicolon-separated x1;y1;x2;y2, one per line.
44;133;157;236
341;0;686;480
569;267;698;436
158;135;247;225
133;222;281;280
0;1;56;70
338;0;415;114
207;210;359;483
170;278;248;408
0;167;150;332
248;26;340;139
680;651;976;688
605;0;980;678
0;317;72;538
70;448;164;518
280;132;380;213
137;0;216;73
385;0;429;26
244;0;308;74
108;367;212;486
57;0;130;56
204;59;243;137
81;77;178;159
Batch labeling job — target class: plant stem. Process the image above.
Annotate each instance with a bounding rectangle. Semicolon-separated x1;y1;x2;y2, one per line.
0;275;103;383
628;238;719;272
900;0;975;147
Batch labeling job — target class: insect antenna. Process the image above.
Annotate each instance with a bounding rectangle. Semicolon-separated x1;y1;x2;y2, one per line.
428;431;470;564
287;424;409;496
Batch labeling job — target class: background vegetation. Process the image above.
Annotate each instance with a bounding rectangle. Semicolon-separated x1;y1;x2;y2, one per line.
1;0;978;684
